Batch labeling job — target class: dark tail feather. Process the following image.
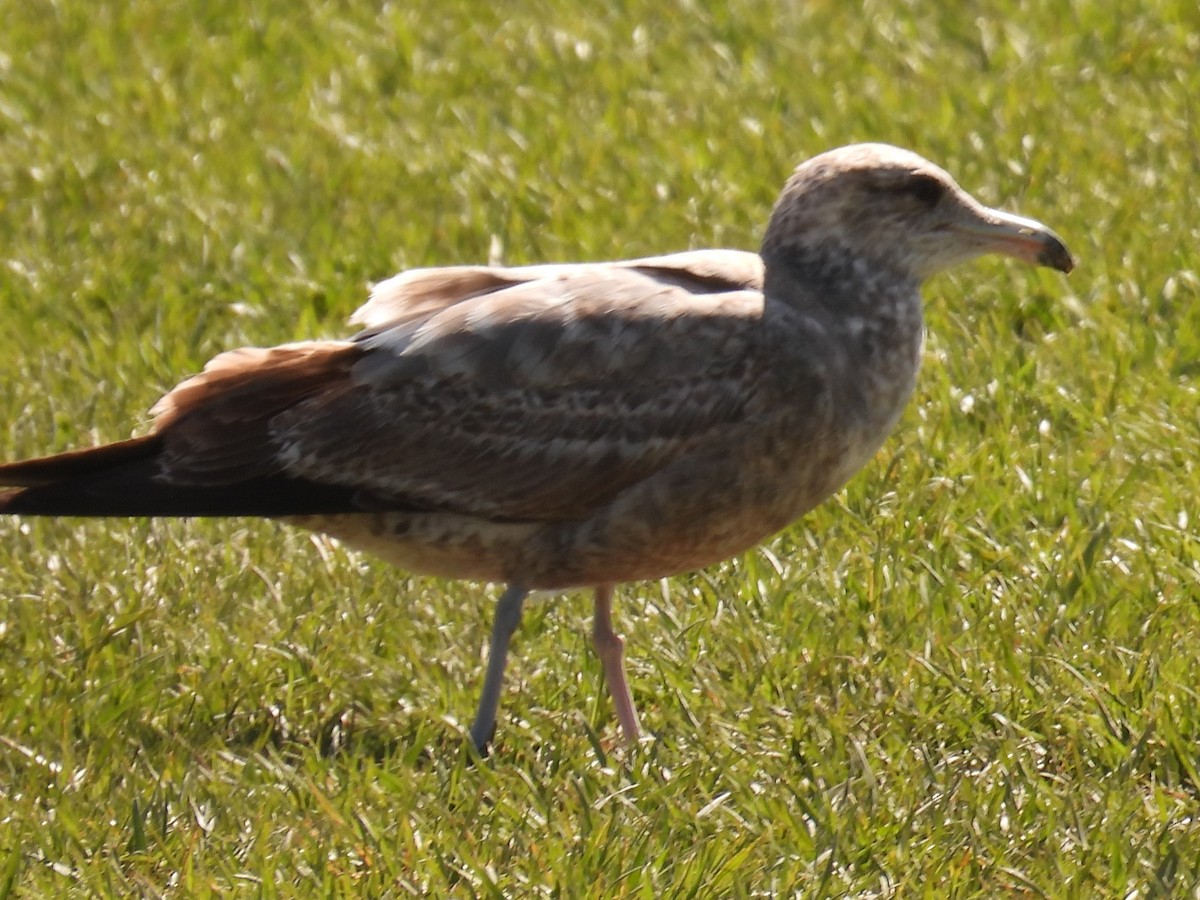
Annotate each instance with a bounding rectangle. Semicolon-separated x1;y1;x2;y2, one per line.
0;437;364;518
0;435;163;487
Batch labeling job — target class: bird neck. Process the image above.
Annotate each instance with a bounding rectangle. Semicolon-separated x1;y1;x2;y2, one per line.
761;243;921;329
761;241;925;433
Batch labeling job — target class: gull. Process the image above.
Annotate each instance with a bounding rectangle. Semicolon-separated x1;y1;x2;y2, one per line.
0;144;1073;752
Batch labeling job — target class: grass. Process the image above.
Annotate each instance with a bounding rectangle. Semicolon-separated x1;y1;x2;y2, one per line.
2;0;1199;895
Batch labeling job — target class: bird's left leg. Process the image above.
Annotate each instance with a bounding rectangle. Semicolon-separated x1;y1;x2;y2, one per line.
468;583;529;752
592;584;641;744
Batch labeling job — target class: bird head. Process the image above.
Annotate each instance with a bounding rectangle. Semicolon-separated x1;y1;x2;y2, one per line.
761;143;1074;286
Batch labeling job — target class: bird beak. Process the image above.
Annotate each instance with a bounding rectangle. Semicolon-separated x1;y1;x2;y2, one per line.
955;207;1075;274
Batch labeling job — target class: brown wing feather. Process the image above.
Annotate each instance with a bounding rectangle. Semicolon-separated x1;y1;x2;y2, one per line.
351;249;763;333
120;255;767;522
150;341;359;484
273;360;758;521
275;267;765;521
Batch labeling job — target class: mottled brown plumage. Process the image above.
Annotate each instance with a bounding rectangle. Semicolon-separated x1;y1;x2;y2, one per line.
0;144;1073;751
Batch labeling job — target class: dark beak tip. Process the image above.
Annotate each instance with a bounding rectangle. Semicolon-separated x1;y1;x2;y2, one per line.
1039;237;1075;274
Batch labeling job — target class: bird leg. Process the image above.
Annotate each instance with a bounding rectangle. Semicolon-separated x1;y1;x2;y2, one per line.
468;583;529;751
592;584;641;744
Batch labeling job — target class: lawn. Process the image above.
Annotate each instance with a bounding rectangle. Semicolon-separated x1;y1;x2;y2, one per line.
2;0;1199;895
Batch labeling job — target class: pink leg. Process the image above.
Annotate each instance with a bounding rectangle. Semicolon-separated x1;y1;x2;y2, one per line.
592;584;641;744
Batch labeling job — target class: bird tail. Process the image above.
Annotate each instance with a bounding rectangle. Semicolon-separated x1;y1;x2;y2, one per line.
0;435;359;518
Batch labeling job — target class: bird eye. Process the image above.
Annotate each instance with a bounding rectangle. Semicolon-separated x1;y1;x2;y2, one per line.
903;173;945;206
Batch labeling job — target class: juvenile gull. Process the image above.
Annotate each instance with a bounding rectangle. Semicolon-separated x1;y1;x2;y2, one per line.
0;144;1073;751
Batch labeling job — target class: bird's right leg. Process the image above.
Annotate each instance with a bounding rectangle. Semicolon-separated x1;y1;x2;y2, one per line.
592;584;642;744
468;583;529;752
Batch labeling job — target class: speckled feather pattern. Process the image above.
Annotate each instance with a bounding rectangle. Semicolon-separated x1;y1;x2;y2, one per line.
273;255;925;588
3;144;1072;591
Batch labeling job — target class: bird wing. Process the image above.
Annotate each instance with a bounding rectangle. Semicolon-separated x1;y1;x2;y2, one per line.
350;249;763;335
151;255;768;522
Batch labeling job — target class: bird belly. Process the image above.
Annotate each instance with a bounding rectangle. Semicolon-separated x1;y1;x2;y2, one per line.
280;512;544;583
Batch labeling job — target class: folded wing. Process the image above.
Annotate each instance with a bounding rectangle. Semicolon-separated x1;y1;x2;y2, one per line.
272;259;768;521
3;252;770;524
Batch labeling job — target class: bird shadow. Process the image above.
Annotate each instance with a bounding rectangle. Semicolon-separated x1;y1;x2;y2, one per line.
221;699;484;770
